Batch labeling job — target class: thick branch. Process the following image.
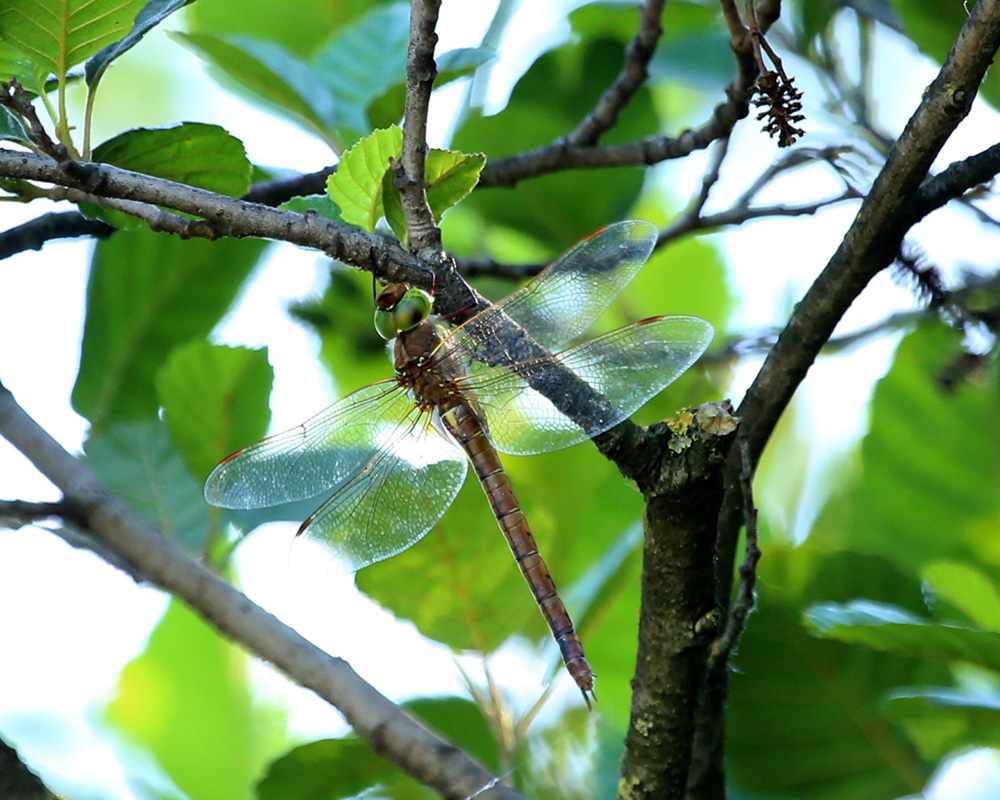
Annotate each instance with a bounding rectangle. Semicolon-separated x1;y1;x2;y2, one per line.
0;149;424;284
0;382;522;800
618;404;737;800
0;736;58;800
695;3;1000;798
721;0;1000;571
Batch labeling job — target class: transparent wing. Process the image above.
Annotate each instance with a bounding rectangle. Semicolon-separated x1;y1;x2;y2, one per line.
295;405;468;573
205;379;413;509
455;316;714;455
448;220;658;365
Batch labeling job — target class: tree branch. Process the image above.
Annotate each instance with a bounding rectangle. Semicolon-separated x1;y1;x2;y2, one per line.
0;381;523;800
0;210;111;258
618;403;738;800
397;0;443;258
0;736;59;800
0;149;425;284
569;0;665;146
694;2;1000;797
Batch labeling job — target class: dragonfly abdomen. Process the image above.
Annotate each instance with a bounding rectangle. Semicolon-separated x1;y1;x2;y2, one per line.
440;401;596;707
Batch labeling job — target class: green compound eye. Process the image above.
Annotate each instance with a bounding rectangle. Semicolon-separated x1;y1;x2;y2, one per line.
374;308;398;340
373;287;432;340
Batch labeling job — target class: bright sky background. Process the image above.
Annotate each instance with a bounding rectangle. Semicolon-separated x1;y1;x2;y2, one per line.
1;2;999;797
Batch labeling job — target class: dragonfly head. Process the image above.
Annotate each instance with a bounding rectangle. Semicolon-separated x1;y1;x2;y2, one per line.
374;284;434;340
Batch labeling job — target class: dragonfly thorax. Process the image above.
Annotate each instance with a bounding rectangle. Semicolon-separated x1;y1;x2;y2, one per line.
394;320;464;412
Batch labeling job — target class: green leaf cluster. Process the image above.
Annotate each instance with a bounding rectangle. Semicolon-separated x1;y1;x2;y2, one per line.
174;2;493;152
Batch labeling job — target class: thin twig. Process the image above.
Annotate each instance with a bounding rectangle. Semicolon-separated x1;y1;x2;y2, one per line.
569;0;666;146
709;435;760;669
0;381;522;800
0;210;112;258
477;0;765;189
0;499;148;582
398;0;443;258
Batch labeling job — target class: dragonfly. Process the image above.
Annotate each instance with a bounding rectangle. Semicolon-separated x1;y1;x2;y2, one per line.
205;220;714;707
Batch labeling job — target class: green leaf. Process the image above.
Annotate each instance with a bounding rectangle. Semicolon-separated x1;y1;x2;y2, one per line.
258;697;497;800
812;323;1000;572
426;149;487;221
326;125;402;231
310;1;409;145
0;42;49;96
279;193;344;222
185;0;387;57
922;561;1000;631
257;738;417;800
0;106;31;146
155;343;272;481
403;697;500;773
452;36;656;247
85;419;209;552
366;45;496;131
82;122;252;229
727;548;942;800
885;687;1000;759
0;0;145;82
72;231;268;428
806;600;1000;672
85;0;194;90
106;599;285;800
172;31;336;147
383;147;487;240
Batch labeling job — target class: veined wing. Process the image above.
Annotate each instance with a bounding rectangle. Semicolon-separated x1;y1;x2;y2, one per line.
205;379;413;509
455;316;714;456
294;404;468;573
448;220;658;364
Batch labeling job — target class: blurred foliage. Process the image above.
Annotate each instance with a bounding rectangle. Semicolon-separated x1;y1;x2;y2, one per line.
106;599;289;800
2;0;1000;799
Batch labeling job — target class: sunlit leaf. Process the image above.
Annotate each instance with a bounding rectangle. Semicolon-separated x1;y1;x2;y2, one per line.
0;0;145;82
85;419;208;552
383;147;486;239
155;343;272;481
812;323;1000;571
326;125;402;231
72;231;268;428
0;42;49;96
106;599;286;800
185;0;387;57
82;122;252;228
922;561;1000;631
94;122;250;195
